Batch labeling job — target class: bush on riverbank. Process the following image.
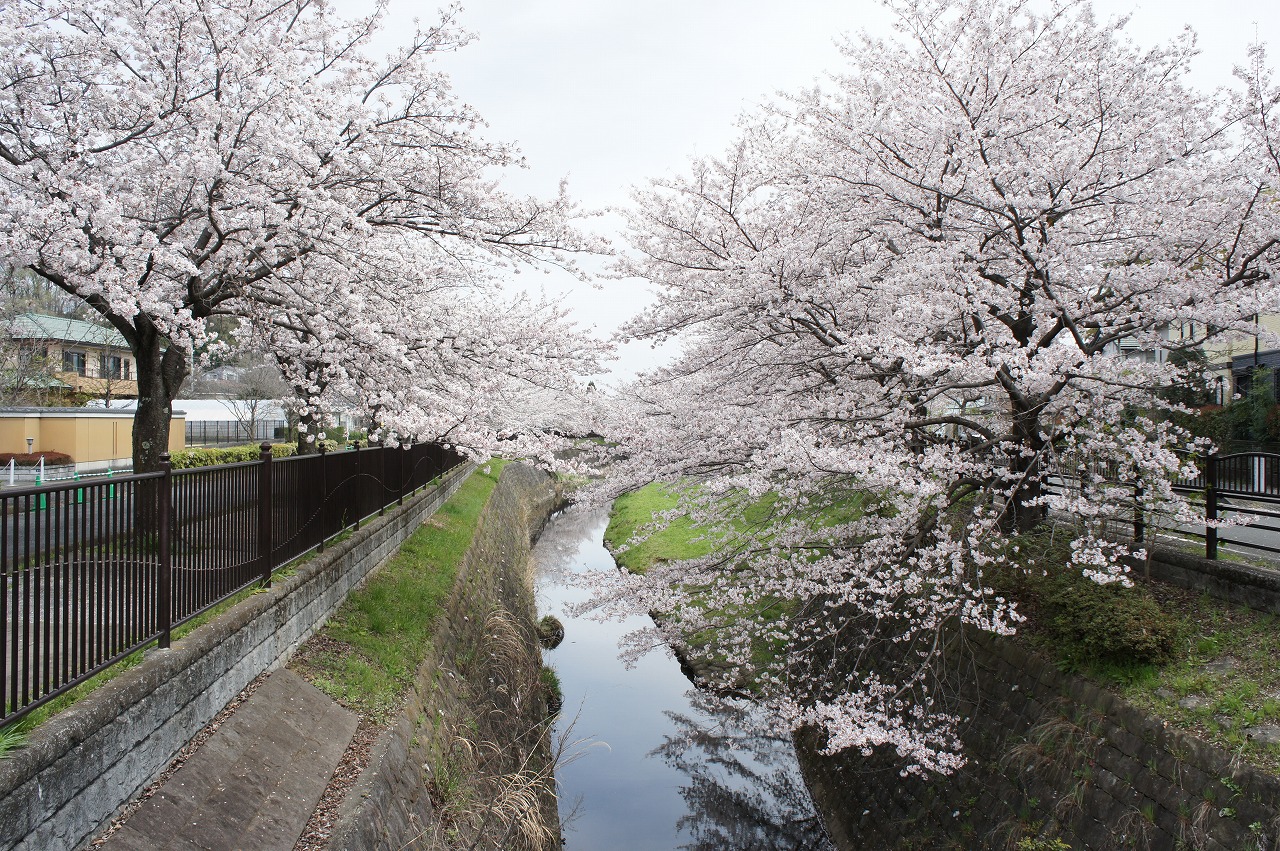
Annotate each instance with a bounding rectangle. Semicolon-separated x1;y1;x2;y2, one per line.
987;532;1185;672
536;615;564;649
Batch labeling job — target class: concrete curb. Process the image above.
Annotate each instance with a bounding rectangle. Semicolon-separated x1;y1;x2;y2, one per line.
1146;544;1280;615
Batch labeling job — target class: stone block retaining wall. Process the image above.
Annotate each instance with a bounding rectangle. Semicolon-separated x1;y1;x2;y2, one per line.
0;463;472;851
1146;545;1280;616
799;627;1280;850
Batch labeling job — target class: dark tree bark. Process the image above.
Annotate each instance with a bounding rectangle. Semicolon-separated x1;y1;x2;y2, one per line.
130;321;190;473
1000;398;1048;536
29;266;194;474
296;409;321;456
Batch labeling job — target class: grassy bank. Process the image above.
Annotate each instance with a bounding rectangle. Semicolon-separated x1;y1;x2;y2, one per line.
605;483;719;573
291;461;507;723
1104;584;1280;774
604;482;809;681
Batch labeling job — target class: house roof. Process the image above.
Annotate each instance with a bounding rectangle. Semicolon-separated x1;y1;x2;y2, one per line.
7;313;128;348
0;372;73;390
1230;349;1280;373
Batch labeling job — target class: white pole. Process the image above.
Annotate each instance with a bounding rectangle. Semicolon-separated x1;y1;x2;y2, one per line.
6;458;13;486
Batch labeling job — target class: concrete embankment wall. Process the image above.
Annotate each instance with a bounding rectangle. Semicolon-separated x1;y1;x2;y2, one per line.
321;462;558;849
0;463;473;851
326;461;559;850
1146;545;1280;616
800;626;1280;851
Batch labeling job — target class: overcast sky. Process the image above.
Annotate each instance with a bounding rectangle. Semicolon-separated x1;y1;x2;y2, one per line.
339;0;1280;382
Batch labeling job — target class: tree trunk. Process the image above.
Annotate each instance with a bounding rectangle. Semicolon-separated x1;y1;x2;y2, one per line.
1001;401;1047;535
296;409;320;455
132;327;189;473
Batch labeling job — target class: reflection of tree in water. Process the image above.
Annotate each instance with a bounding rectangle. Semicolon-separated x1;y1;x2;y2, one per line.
653;692;834;851
531;505;611;589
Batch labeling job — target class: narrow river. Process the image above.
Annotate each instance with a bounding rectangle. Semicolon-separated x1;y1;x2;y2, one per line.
532;505;834;851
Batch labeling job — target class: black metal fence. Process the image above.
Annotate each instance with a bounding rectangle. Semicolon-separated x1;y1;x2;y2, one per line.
1048;451;1280;562
185;419;290;446
1;442;463;725
1170;452;1280;561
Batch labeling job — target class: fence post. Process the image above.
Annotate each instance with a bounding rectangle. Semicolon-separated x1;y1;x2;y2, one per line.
1133;479;1144;545
258;442;273;587
158;452;173;649
352;444;362;531
398;443;407;506
317;441;328;553
1205;451;1218;561
378;445;387;517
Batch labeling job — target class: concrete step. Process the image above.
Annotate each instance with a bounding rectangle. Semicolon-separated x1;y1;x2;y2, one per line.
99;669;356;851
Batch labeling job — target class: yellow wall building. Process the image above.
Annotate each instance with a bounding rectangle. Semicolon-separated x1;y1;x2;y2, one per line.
0;408;185;473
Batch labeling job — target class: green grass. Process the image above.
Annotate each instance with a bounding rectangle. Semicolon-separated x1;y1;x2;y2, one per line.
0;721;28;759
603;481;864;682
605;483;721;573
1111;588;1280;774
988;531;1280;773
539;665;563;712
292;461;507;723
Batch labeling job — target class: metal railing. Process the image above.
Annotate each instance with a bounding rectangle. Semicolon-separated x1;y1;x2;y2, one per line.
184;419;290;446
1170;452;1280;561
1047;451;1280;562
1;442;463;724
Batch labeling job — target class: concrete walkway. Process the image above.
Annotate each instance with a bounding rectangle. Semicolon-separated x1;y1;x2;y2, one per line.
100;670;356;851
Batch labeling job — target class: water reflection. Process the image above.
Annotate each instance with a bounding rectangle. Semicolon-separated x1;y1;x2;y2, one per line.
532;505;832;850
655;693;833;851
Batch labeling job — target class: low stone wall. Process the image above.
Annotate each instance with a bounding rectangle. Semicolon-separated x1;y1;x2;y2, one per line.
1147;545;1280;615
0;463;472;851
325;462;560;851
800;628;1280;850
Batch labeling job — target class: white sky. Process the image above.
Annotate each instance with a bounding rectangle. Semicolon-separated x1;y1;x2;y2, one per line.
339;0;1280;383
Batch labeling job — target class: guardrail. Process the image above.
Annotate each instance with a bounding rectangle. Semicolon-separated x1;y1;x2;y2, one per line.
1;442;463;725
1169;452;1280;561
1048;452;1280;563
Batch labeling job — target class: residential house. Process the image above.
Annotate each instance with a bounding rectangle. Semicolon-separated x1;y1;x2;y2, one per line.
5;312;138;403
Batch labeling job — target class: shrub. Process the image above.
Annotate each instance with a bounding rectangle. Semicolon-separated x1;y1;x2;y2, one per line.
1036;570;1184;670
536;614;565;649
169;443;296;469
0;451;74;466
539;666;563;716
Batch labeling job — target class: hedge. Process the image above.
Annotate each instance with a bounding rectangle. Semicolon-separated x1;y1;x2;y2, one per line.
0;451;74;466
168;443;296;469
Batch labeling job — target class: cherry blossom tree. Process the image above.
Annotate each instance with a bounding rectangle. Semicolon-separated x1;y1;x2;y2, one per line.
0;0;598;471
238;243;606;459
598;0;1279;774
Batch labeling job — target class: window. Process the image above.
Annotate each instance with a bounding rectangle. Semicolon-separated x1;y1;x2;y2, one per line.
62;350;86;375
100;354;125;380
